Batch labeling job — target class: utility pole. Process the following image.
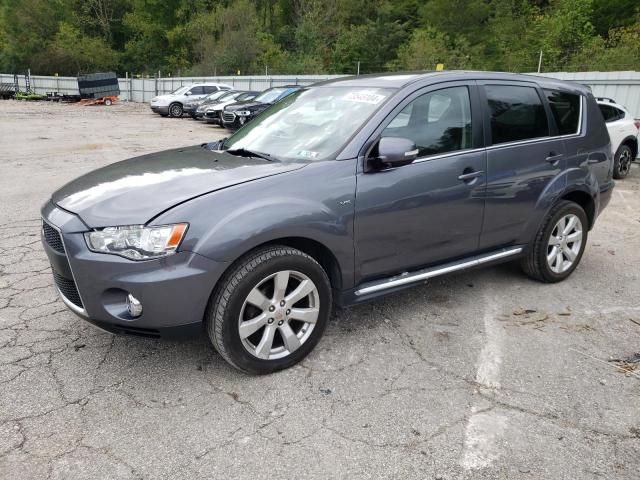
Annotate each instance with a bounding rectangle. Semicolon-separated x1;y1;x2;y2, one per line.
357;61;360;76
537;50;543;73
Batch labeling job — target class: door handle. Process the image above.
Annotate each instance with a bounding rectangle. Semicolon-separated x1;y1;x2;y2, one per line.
458;170;484;181
545;153;563;164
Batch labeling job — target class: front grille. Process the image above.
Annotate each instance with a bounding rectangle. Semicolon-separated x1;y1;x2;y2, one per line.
53;271;83;309
43;221;65;253
222;112;235;123
205;110;219;119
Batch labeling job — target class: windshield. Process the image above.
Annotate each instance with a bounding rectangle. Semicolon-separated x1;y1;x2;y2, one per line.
169;86;190;95
255;88;291;104
224;87;394;162
204;90;228;101
237;92;256;101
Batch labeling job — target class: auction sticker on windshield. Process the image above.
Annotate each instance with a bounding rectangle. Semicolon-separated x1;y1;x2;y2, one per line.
298;150;320;159
344;91;386;104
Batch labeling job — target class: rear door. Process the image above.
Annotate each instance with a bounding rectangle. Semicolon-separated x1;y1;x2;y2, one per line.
188;86;206;100
478;82;566;250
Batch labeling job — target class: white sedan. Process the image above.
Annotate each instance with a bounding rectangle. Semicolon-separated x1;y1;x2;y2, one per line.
597;97;639;179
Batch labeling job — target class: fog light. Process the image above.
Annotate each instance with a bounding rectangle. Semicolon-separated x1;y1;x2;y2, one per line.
126;294;143;317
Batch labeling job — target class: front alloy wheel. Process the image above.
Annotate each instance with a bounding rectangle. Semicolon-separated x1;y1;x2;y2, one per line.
169;103;183;118
239;271;320;360
206;246;331;374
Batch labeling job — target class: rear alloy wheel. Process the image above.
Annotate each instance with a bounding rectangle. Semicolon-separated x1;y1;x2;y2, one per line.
521;200;588;283
546;214;583;274
168;102;183;118
613;145;633;179
206;246;331;374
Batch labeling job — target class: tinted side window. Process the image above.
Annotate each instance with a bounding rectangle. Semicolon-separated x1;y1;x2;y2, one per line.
203;86;218;94
189;86;205;95
485;85;549;144
382;86;472;157
544;90;581;135
598;104;624;123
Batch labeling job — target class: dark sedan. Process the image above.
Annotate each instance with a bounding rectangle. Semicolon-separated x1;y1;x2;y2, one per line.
221;86;300;130
203;91;259;124
184;90;235;118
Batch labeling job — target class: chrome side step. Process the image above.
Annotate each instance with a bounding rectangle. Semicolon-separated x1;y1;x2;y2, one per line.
354;247;524;296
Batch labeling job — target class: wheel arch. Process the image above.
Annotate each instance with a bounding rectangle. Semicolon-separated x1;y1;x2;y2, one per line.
217;236;344;292
560;189;596;229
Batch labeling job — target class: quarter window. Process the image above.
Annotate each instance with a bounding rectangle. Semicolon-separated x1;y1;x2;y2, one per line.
382;86;472;157
485;85;549;145
598;104;625;123
544;90;581;135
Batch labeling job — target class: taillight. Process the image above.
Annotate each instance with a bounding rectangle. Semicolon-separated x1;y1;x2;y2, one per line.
634;120;640;130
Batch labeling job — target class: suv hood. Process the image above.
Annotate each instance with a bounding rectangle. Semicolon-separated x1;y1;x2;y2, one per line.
52;145;305;228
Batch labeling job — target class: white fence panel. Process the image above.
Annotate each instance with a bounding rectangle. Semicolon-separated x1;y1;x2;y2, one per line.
533;71;640;117
2;71;639;116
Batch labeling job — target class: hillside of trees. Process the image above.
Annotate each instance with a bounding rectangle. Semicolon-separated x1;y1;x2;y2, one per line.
1;0;639;76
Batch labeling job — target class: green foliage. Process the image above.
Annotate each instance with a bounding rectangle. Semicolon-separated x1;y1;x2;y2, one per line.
0;0;638;75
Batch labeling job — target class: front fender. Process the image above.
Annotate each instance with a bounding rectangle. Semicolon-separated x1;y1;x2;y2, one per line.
153;160;358;289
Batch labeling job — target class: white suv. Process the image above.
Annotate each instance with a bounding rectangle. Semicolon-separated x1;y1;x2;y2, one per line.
150;83;233;118
597;97;639;179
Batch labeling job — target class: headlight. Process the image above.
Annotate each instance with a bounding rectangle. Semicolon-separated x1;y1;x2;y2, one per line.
84;224;188;261
235;110;252;116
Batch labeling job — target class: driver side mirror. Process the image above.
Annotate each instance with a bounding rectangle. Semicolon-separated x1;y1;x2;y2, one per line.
185;91;192;96
367;136;418;171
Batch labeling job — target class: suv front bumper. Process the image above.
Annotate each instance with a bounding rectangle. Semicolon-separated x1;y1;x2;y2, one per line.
150;104;169;115
41;202;229;338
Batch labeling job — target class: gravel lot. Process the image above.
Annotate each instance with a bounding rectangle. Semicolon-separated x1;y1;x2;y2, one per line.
1;100;639;479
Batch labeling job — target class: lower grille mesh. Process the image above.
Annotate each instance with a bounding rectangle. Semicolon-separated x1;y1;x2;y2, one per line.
53;271;83;309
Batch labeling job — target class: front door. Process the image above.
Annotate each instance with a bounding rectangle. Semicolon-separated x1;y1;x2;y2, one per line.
354;83;486;281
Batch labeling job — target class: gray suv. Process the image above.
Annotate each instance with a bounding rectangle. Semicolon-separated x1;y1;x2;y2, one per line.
41;72;614;374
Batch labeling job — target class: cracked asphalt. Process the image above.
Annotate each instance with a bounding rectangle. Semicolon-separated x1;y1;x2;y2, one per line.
1;100;639;479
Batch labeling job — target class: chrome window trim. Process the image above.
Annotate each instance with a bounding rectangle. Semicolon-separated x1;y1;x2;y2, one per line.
42;218;88;317
412;147;485;164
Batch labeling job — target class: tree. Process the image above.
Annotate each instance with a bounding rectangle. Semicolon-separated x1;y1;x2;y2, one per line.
390;27;473;71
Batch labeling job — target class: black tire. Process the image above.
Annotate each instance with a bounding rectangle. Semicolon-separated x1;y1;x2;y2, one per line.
104;98;112;106
521;200;588;283
168;102;183;118
613;144;633;179
206;246;332;374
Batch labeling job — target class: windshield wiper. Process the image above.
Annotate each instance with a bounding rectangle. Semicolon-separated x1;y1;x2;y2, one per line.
226;148;278;162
